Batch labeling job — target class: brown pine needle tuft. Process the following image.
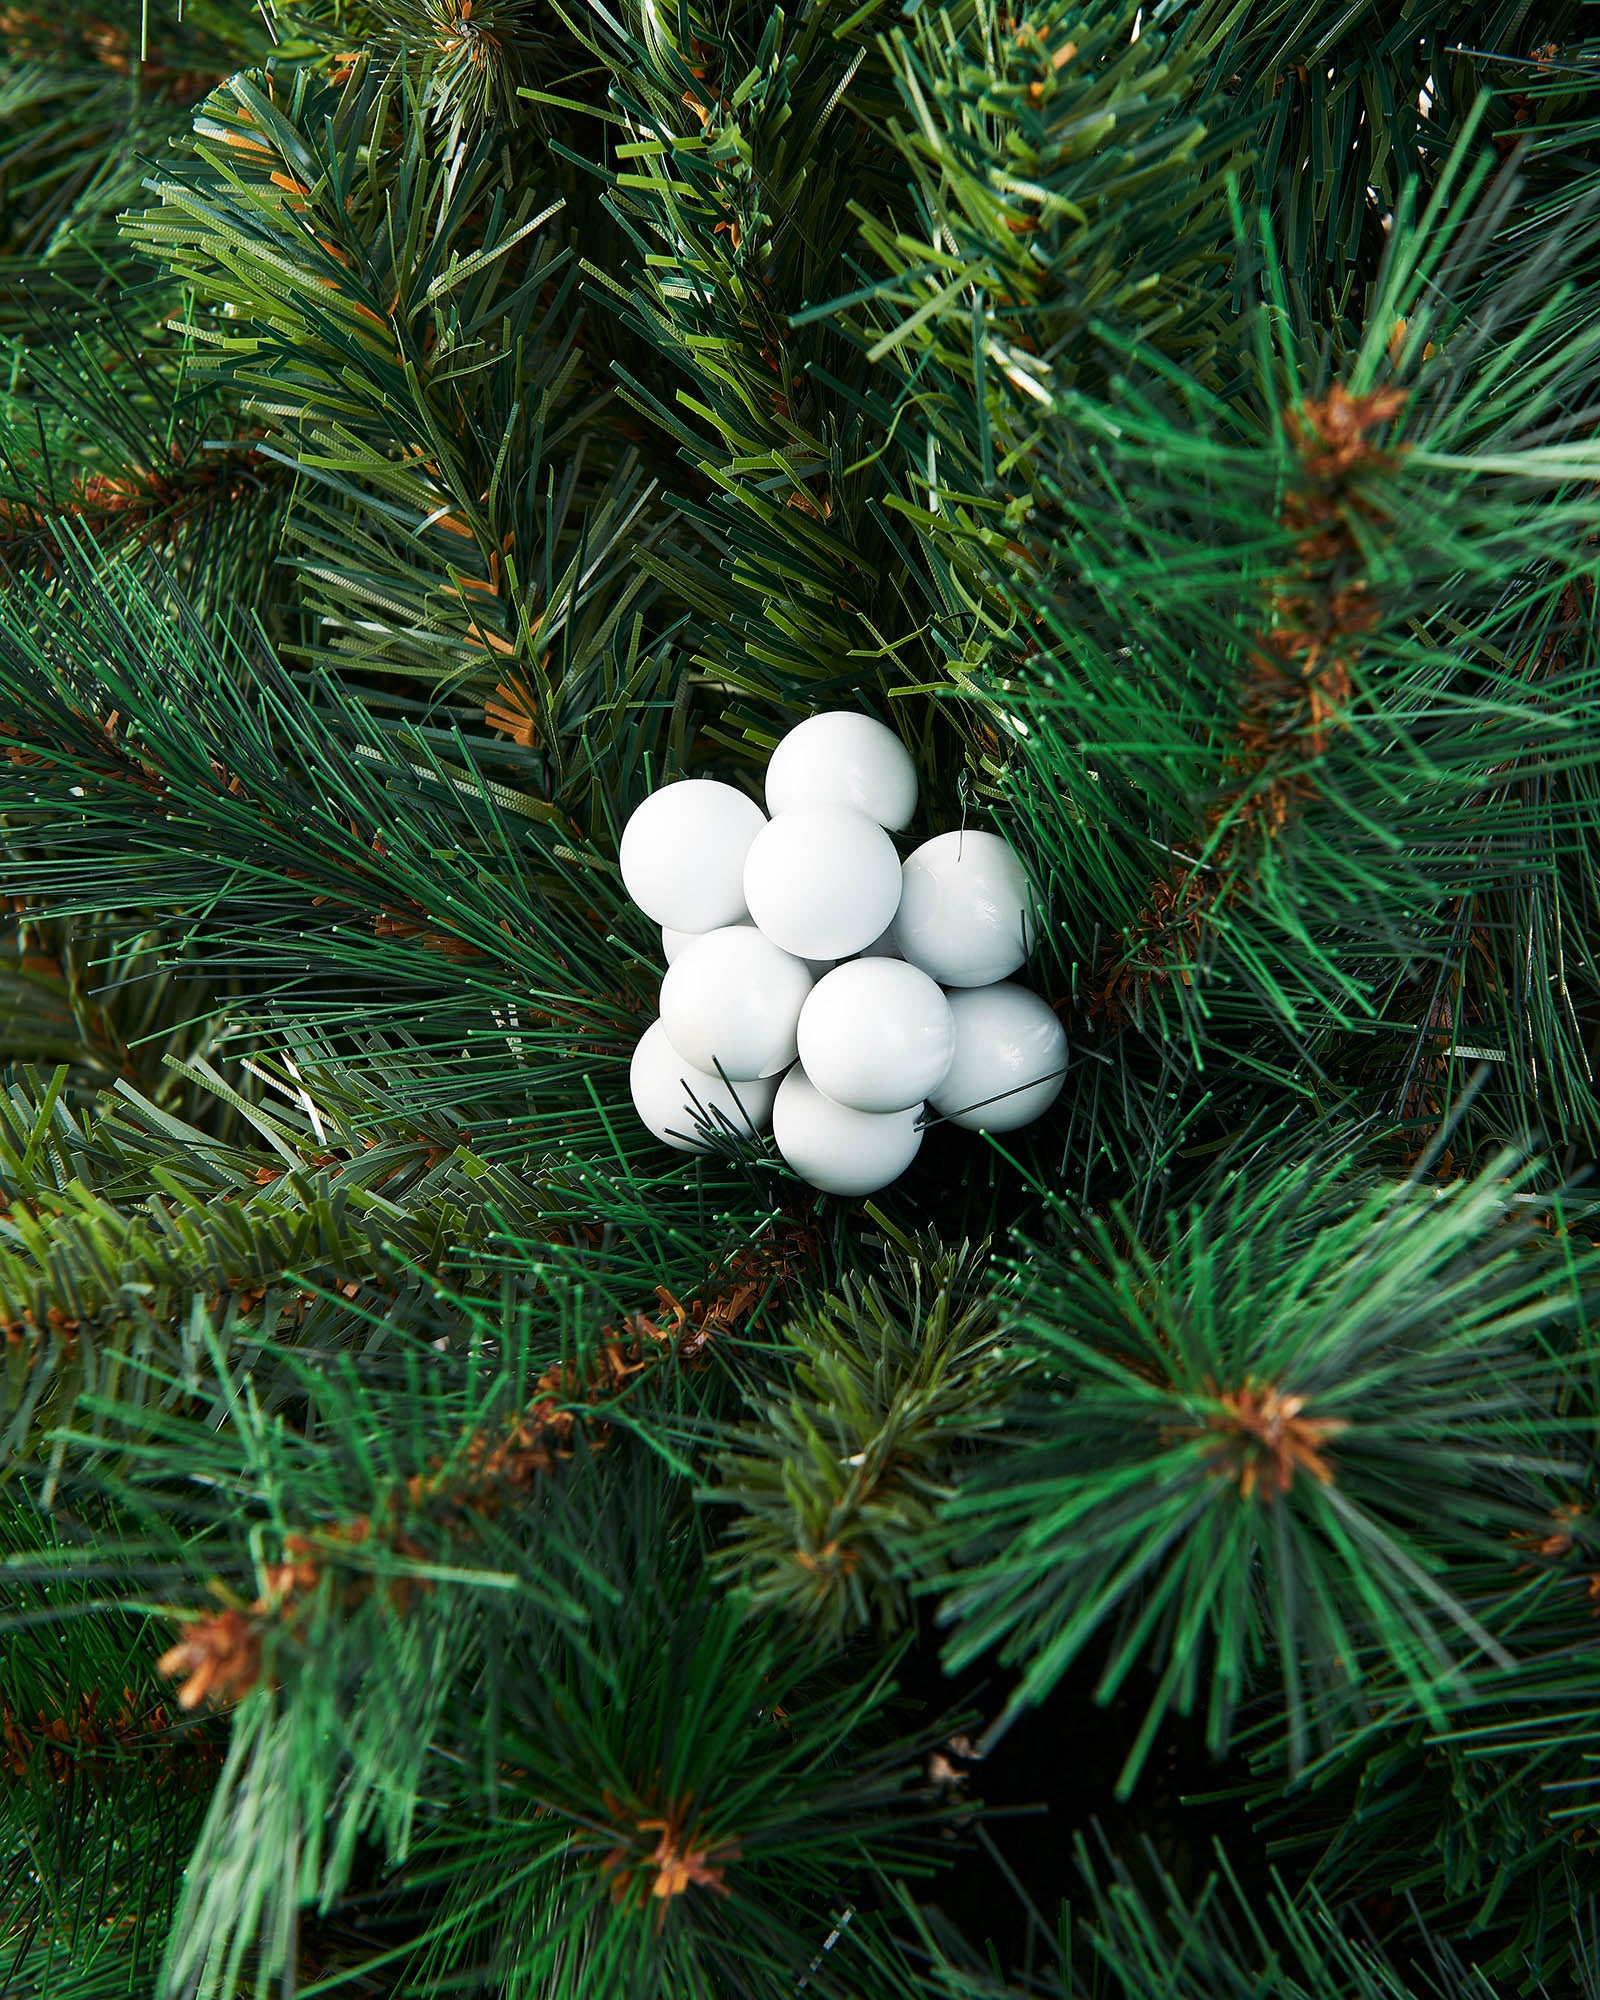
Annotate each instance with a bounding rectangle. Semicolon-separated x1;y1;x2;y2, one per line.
156;1610;263;1712
1197;1380;1348;1501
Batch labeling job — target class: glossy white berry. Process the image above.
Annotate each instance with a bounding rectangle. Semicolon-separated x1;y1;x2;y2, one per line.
764;711;918;830
929;983;1067;1132
797;960;956;1112
629;1019;777;1152
743;805;901;960
892;830;1033;987
772;1065;924;1195
659;927;814;1079
620;780;765;931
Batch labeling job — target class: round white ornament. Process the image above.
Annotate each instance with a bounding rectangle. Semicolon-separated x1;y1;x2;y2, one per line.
619;779;765;932
765;711;919;830
659;927;813;1079
772;1066;924;1195
742;805;902;960
630;1019;777;1152
892;830;1034;987
928;983;1067;1132
797;960;956;1113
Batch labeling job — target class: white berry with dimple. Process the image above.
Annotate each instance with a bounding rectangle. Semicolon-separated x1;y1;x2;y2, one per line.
765;711;919;830
772;1066;924;1195
797;960;956;1113
620;779;765;932
929;984;1067;1132
630;1020;778;1152
743;805;902;960
892;830;1034;987
659;927;813;1079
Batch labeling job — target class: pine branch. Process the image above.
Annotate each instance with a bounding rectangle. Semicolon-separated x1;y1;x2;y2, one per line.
17;1352;961;2000
0;1013;815;1474
848;0;1250;457
0;329;287;614
1180;2;1600;308
1246;1487;1600;1985
934;1141;1600;1791
390;1452;959;2000
121;59;668;714
324;0;566;146
984;154;1600;1148
4;4;1600;1990
0;541;657;1024
558;0;957;735
708;1235;1023;1641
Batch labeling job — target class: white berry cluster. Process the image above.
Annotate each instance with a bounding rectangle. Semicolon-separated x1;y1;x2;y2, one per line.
619;712;1068;1195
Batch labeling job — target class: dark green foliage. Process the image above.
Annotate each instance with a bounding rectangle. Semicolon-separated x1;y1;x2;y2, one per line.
0;539;657;1009
901;1833;1528;1998
5;0;1600;1995
0;334;289;616
398;1453;956;2000
1242;1518;1600;1985
0;916;261;1126
851;0;1249;444
566;0;927;723
19;1327;957;1998
0;5;285;614
0;1496;221;1999
0;4;266;269
992;157;1600;1123
935;1150;1600;1788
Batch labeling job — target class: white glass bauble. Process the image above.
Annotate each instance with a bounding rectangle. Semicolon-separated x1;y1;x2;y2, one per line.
659;927;814;1079
797;960;956;1112
619;780;765;932
928;983;1067;1132
742;805;901;960
891;830;1034;987
629;1019;777;1152
772;1066;924;1195
764;711;919;830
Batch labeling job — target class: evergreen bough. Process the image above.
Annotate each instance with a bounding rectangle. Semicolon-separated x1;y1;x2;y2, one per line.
4;2;1600;1995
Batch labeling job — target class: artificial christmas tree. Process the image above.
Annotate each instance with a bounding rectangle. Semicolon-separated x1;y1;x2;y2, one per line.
4;1;1600;1995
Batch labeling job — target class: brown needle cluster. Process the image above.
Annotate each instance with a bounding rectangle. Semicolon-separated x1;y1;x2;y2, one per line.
601;1791;739;1918
156;1517;409;1712
1;1688;221;1786
1;450;267;578
611;1218;820;1366
1191;1379;1348;1502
